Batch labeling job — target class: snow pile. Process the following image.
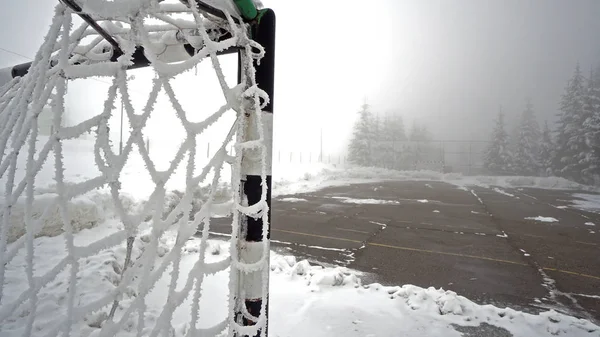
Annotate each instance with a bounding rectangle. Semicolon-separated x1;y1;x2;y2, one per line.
0;190;136;243
271;256;598;337
332;196;400;205
525;216;559;223
271;162;348;197
279;197;308;202
0;183;230;244
493;187;516;197
570;193;600;213
469;175;587;191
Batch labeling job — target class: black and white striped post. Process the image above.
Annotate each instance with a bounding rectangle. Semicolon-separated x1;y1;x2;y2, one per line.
236;8;275;337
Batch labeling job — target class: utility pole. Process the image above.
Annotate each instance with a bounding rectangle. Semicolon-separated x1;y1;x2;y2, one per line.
320;128;323;162
468;141;472;175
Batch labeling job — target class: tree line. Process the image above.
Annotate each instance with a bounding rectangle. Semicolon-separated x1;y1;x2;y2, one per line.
347;103;436;169
484;63;600;185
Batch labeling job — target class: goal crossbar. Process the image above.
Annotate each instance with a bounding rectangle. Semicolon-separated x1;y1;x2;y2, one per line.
4;0;257;80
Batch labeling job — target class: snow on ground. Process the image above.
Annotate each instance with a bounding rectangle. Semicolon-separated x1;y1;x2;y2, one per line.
279;197;308;202
493;187;518;198
519;249;531;257
570;193;600;214
331;197;400;205
585;222;596;226
285;165;593;193
3;140;600;336
525;216;559;223
2;220;598;337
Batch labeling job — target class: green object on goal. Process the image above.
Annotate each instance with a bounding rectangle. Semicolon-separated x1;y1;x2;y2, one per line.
234;0;258;20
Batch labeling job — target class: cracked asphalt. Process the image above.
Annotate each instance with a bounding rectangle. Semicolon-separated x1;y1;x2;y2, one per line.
210;180;600;323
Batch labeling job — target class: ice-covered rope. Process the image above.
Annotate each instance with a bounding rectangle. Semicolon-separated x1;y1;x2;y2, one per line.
0;1;269;336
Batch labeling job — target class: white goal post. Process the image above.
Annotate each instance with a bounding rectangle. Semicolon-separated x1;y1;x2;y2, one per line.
0;1;275;336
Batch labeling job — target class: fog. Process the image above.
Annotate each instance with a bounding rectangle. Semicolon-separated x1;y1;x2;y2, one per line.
1;0;600;158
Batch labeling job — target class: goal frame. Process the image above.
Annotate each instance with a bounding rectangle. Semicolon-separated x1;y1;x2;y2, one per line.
0;1;275;336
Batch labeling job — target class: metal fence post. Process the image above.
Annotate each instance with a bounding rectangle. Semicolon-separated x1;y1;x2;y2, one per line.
442;141;446;172
468;141;472;175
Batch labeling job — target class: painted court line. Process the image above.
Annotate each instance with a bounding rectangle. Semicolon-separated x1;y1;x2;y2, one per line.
273;229;362;243
273;228;600;281
367;242;528;266
521;233;546;239
541;267;600;281
336;227;370;234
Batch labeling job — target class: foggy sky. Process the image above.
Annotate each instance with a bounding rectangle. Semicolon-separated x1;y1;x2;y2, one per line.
1;1;600;156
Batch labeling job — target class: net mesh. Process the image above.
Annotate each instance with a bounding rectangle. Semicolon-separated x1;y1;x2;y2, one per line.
0;1;270;336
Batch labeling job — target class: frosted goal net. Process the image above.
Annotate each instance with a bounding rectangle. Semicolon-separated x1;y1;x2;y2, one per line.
0;1;272;336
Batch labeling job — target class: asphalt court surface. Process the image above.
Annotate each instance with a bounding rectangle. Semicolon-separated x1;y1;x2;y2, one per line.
210;180;600;322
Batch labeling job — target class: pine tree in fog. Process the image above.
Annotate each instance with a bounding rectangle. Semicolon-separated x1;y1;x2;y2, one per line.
388;114;407;142
371;113;386;167
538;121;554;176
484;110;513;174
348;103;375;166
581;69;600;184
409;122;431;142
554;63;586;181
378;113;407;168
514;99;541;175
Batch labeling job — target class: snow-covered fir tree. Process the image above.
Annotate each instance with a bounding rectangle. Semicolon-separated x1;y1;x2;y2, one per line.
408;121;433;166
377;114;393;168
348;103;375;166
371;113;387;167
484;110;513;174
387;114;407;169
554;63;587;181
377;113;407;168
388;113;407;142
513;99;541;175
538;121;554;176
581;68;600;184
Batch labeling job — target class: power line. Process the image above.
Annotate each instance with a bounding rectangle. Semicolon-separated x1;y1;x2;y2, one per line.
0;47;33;61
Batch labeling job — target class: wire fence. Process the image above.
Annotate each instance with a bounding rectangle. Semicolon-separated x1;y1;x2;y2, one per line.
59;128;491;175
186;140;493;175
